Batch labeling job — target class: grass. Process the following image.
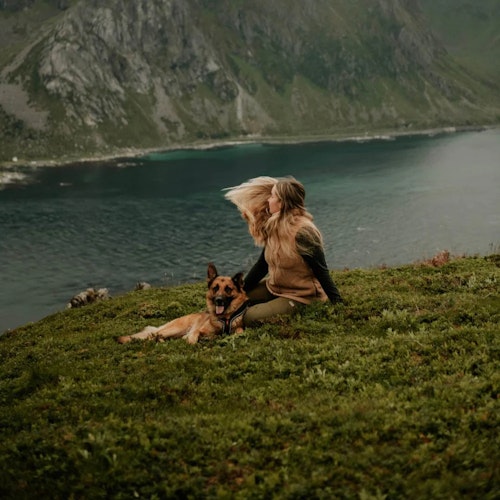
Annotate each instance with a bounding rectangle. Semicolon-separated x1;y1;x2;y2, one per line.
0;254;499;499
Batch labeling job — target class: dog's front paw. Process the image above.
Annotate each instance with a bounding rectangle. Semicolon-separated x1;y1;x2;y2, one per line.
116;335;132;344
184;329;202;344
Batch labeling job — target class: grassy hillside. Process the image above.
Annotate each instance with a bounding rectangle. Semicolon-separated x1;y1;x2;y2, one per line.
0;254;499;498
420;0;500;81
1;0;500;162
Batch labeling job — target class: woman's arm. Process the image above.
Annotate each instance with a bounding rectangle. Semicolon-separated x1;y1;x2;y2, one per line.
297;233;343;303
243;249;269;292
302;249;343;303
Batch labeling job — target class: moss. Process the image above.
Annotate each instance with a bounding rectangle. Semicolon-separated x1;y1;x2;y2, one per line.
0;255;499;498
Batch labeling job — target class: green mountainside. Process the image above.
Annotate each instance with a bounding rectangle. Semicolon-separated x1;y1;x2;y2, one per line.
1;254;499;497
420;0;500;81
0;0;499;162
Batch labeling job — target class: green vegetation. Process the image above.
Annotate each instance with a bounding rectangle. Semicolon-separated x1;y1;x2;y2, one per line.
1;254;498;498
1;0;500;162
420;0;500;81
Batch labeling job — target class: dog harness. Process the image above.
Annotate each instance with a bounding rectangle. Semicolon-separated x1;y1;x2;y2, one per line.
218;300;250;334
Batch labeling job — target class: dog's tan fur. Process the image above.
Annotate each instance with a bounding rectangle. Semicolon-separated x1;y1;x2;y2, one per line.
117;263;248;345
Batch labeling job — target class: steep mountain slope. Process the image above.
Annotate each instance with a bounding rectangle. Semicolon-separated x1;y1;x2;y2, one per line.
420;0;500;81
0;0;499;162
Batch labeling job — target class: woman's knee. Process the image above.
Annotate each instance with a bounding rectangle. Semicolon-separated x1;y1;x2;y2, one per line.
246;282;274;303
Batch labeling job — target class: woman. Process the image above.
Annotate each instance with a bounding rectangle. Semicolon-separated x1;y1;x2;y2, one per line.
224;176;343;326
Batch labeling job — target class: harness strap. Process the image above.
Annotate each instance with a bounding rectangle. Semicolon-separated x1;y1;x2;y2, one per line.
218;300;250;334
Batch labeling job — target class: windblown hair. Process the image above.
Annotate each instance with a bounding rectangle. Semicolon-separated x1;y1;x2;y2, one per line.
224;176;323;260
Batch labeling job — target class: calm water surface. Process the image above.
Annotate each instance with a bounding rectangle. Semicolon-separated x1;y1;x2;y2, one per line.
1;129;499;333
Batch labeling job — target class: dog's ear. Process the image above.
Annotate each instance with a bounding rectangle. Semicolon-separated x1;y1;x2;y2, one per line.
207;262;218;285
232;272;245;291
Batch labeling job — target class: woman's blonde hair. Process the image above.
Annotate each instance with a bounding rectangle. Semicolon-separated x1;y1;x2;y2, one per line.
224;176;323;259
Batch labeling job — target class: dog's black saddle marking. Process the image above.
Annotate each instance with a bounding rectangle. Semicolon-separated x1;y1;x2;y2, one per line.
218;300;250;334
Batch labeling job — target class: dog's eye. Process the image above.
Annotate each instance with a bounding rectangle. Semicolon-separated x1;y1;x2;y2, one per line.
224;286;233;294
212;284;219;293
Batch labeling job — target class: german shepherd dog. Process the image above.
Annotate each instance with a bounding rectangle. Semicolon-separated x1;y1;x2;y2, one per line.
117;263;249;344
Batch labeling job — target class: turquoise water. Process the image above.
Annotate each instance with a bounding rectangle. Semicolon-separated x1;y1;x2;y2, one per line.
1;129;499;332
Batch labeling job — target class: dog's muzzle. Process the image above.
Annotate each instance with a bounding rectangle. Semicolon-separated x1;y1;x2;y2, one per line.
214;296;230;315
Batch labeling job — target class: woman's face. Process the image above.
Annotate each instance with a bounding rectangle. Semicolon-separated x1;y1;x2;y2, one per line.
268;185;282;214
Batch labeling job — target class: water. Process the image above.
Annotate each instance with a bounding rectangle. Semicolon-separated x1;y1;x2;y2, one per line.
1;129;499;333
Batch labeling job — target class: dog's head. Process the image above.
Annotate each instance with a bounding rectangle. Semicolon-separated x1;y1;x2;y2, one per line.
206;262;246;317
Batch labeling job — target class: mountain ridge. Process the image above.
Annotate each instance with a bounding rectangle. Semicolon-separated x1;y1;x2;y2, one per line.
0;0;499;162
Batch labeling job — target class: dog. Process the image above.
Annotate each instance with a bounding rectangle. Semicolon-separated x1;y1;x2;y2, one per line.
117;263;249;344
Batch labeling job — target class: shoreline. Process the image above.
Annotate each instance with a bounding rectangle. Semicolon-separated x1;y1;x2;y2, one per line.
0;123;497;170
1;251;498;336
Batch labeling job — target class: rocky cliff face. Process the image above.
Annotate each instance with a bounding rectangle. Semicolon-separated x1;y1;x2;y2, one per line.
0;0;499;161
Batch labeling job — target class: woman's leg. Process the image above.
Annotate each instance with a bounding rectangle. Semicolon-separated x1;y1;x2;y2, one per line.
246;282;275;303
244;282;302;326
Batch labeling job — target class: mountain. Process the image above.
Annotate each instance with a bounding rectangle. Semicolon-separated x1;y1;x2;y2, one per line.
419;0;500;81
0;0;499;162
